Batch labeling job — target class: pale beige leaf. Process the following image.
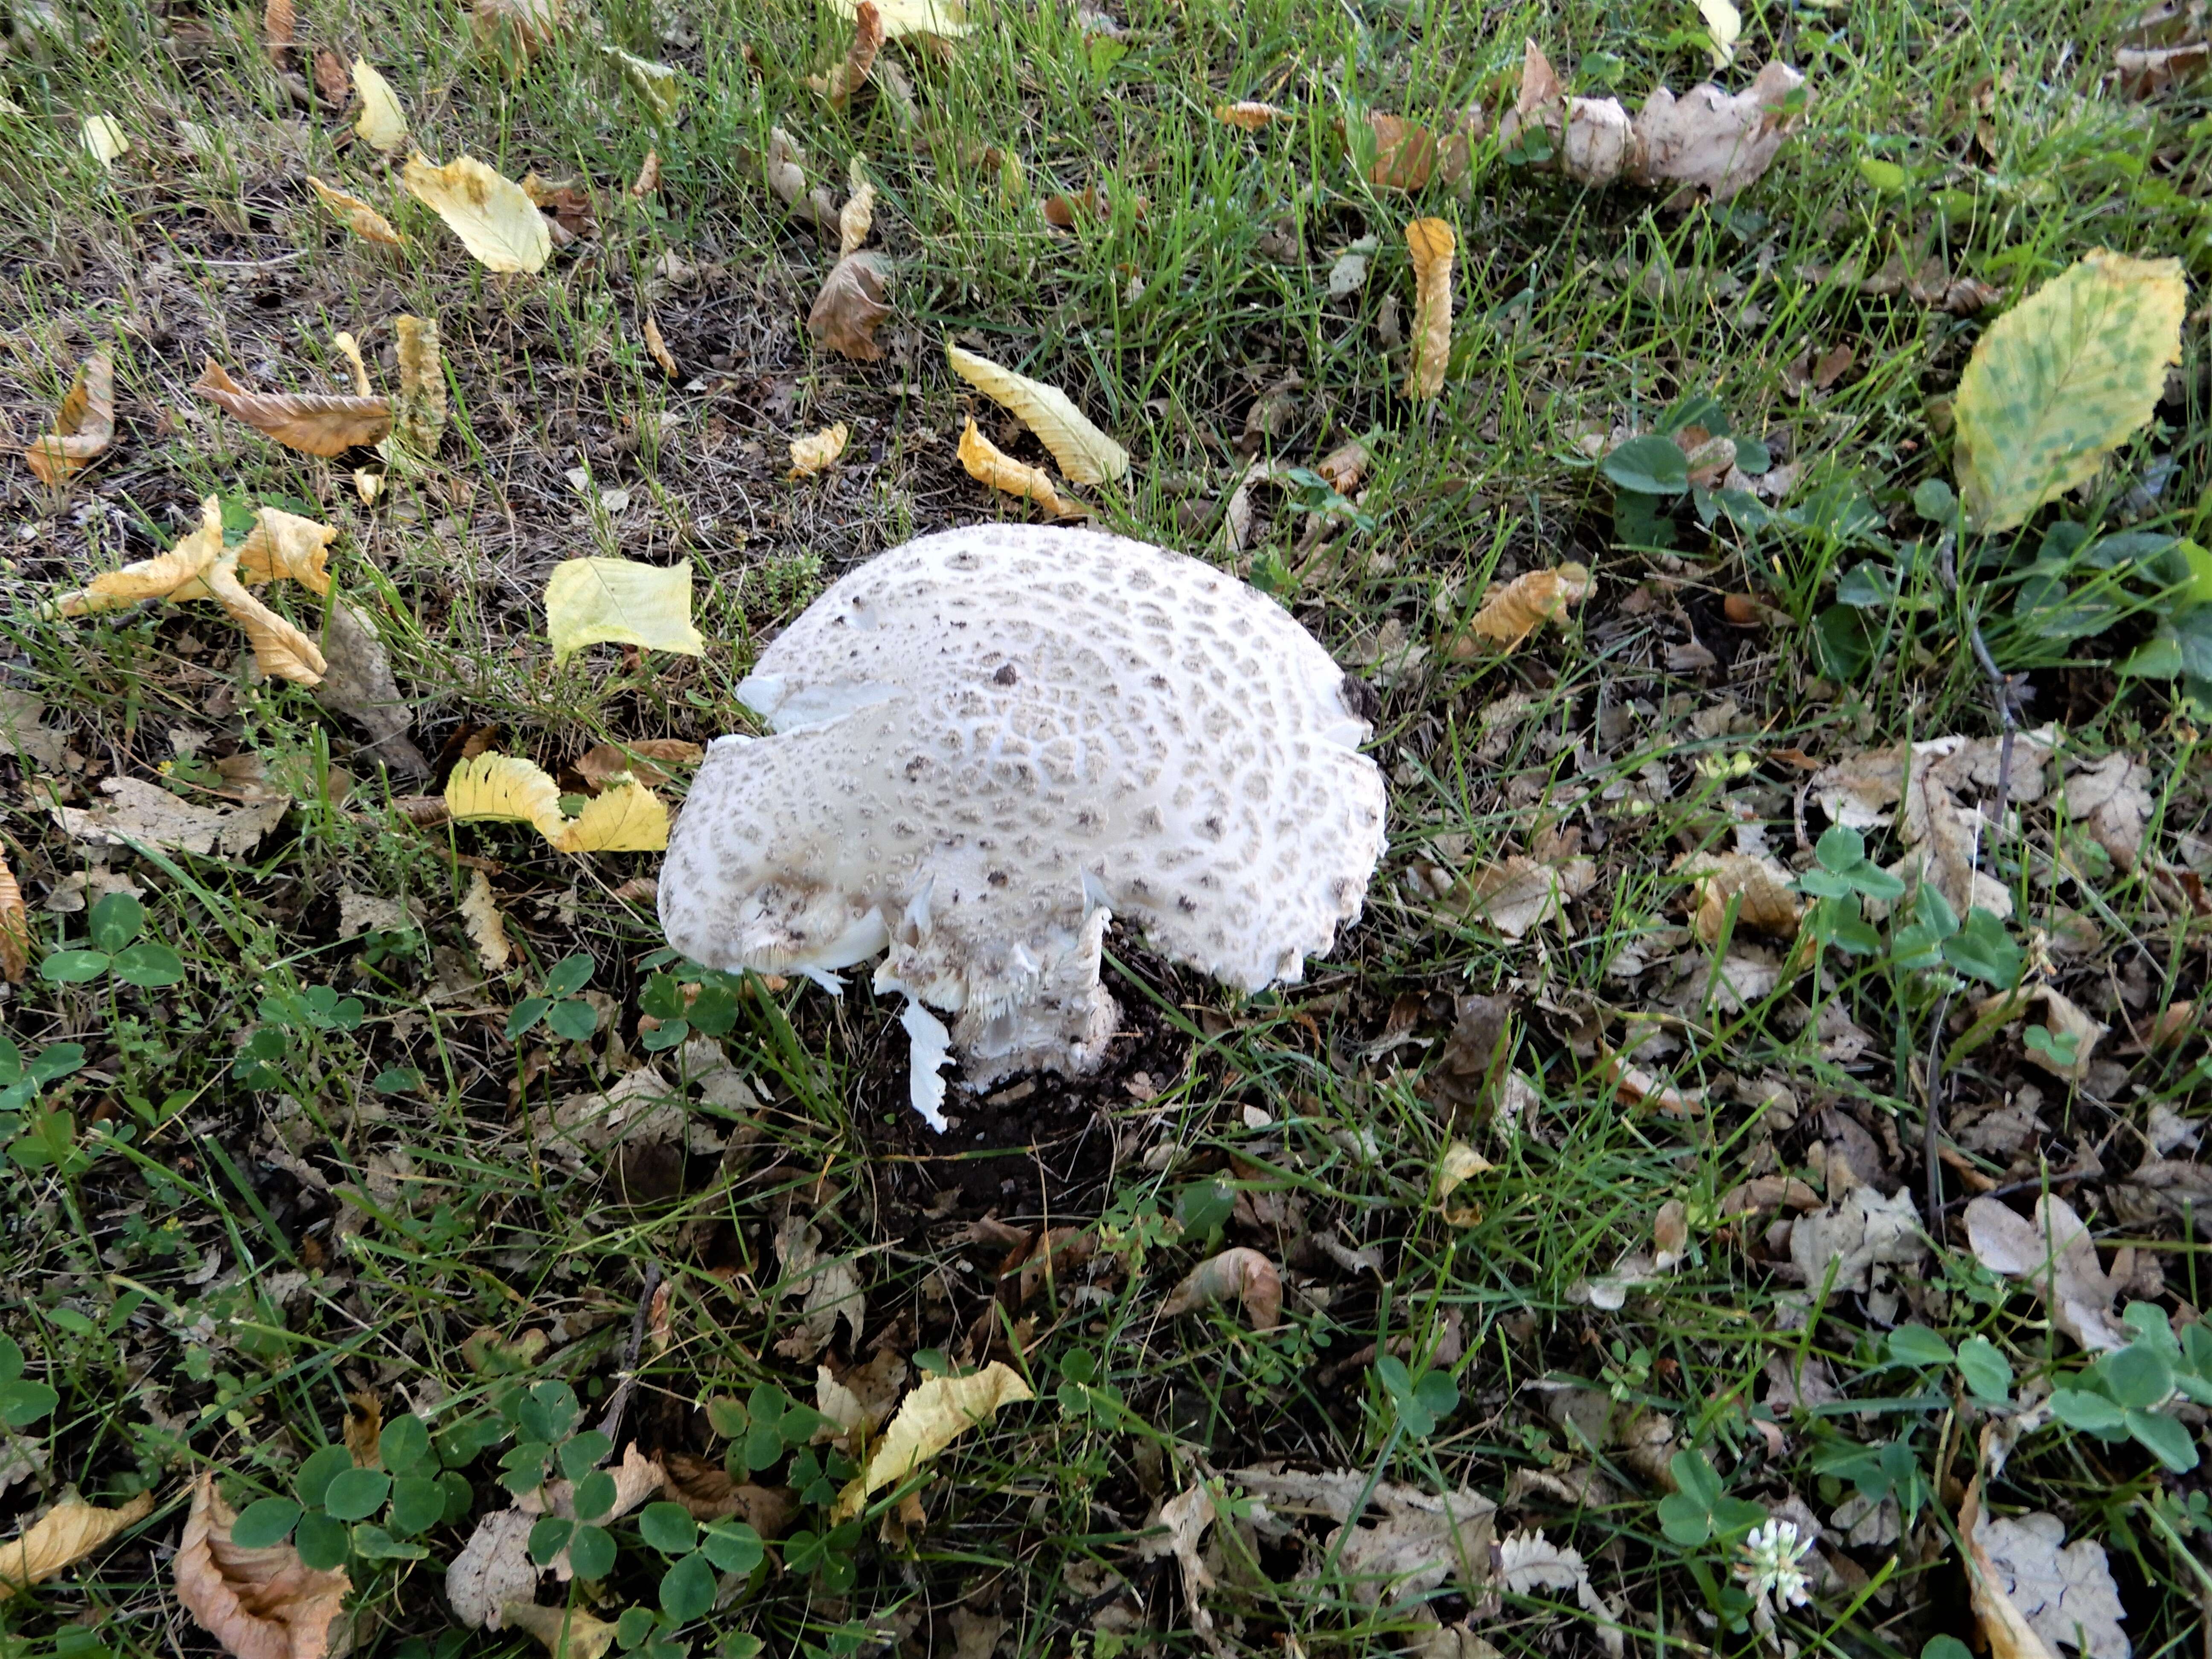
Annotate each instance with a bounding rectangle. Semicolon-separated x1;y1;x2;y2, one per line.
1458;564;1594;652
0;1490;154;1601
81;115;128;166
947;343;1130;484
1959;1478;2061;1659
472;0;565;55
828;0;969;37
203;549;327;684
574;739;701;791
1963;1193;2128;1351
1673;850;1801;943
23;349;115;486
459;867;513;972
838;163;875;259
1436;1141;1493;1225
809;0;883;107
958;418;1089;517
54;775;288;859
547;780;669;853
630;149;661;195
1160;1247;1283;1329
642;313;678;377
351;58;408;152
331;331;371;396
501;1602;619;1659
445;1509;533;1628
1977;1508;2128;1659
196;359;392;456
306;177;404;246
446;754;564;837
1452;853;1593;937
788;422;850;477
1562;96;1636;184
0;853;26;982
1215;100;1288;129
1630;59;1807;201
545;557;704;662
831;1362;1033;1520
1404;216;1455;400
235;509;336;594
402;154;552;274
176;1472;350;1659
2065;751;2153;872
53;495;223;611
315;600;429;777
392;314;445;457
809;253;893;362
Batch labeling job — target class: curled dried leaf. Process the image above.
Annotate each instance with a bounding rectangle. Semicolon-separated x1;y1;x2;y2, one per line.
838;163;875;259
175;1472;351;1659
23;350;115;486
0;853;26;982
1215;100;1288;129
1672;851;1801;943
809;0;883;106
1403;216;1455;400
392;314;445;458
459;867;512;972
831;1362;1033;1521
1368;112;1442;189
196;358;391;456
203;548;328;684
235;509;337;594
306;177;404;246
809;253;893;363
1455;564;1594;653
0;1490;154;1601
788;422;850;477
630;149;661;195
946;343;1130;484
574;739;701;791
642;314;678;378
1160;1247;1283;1329
446;753;564;838
958;418;1089;518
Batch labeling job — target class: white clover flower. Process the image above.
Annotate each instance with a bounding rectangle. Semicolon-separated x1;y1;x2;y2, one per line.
1736;1518;1814;1610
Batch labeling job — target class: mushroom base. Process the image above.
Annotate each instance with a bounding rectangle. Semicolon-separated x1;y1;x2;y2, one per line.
955;983;1120;1091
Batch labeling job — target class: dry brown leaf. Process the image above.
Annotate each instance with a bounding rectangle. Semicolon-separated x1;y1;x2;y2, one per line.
1215;100;1288;128
1963;1193;2128;1351
316;600;430;778
0;1490;154;1601
312;47;348;105
2065;751;2154;873
2118;38;2209;95
1456;564;1594;653
1160;1247;1283;1329
1403;216;1455;399
575;739;701;792
203;549;327;684
460;868;512;972
1314;437;1371;494
196;359;390;456
810;0;884;106
306;178;404;247
24;350;115;486
0;855;26;982
54;776;288;859
1596;1047;1704;1115
392;314;445;458
809;253;892;362
1368;113;1443;189
501;1602;618;1659
630;149;661;195
262;0;294;60
642;314;678;378
1632;59;1807;200
788;422;849;478
1449;853;1597;937
1961;1475;2059;1659
765;128;838;229
958;418;1089;518
1673;851;1801;943
342;1393;381;1466
176;1472;350;1659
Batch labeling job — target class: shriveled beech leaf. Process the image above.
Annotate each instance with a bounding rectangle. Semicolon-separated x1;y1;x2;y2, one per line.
545;557;704;663
810;0;884;107
23;350;115;486
1595;1046;1704;1115
351;58;408;153
390;314;445;459
402;154;552;274
1368;113;1447;190
0;854;26;982
789;422;849;477
81;115;128;166
809;253;893;362
176;1472;350;1659
1456;563;1595;653
947;344;1130;485
630;149;661;195
832;1362;1033;1521
236;509;336;594
459;867;512;972
1404;216;1454;400
1160;1247;1283;1330
643;313;678;377
473;0;565;56
829;0;970;37
838;161;875;259
316;599;430;778
1953;250;2188;532
1141;1484;1221;1642
0;1490;154;1601
2065;751;2154;872
501;1602;619;1659
306;177;403;246
1630;59;1808;199
574;739;700;791
2117;39;2210;96
1449;853;1596;938
764;127;837;227
958;418;1089;518
1673;850;1801;943
1215;99;1288;129
55;775;288;859
313;48;348;104
196;359;391;456
521;173;598;242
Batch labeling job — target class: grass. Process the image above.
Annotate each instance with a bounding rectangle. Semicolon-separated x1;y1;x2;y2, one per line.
2;0;2211;1655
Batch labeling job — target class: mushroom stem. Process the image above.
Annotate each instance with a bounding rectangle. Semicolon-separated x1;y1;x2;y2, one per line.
901;998;954;1131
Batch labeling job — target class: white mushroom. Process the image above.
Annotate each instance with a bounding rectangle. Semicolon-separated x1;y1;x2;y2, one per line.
658;524;1386;1129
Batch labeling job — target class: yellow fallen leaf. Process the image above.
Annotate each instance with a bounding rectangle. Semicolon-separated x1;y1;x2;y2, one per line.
1697;0;1741;66
331;331;371;396
195;358;392;456
958;418;1089;518
352;58;408;152
946;344;1129;485
202;544;328;684
0;853;26;982
23;350;115;486
502;1603;620;1659
445;753;564;837
459;867;512;971
1404;216;1455;401
810;0;883;107
832;1363;1032;1521
1455;564;1594;653
789;422;849;477
236;509;337;594
838;158;874;259
549;779;669;853
306;176;404;246
1437;1141;1494;1225
402;154;552;274
1214;100;1288;128
545;557;704;663
392;314;445;457
829;0;969;37
81;114;128;166
472;0;565;56
0;1490;155;1601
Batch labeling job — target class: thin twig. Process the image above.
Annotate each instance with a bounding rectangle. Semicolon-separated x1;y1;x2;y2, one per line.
595;1258;663;1442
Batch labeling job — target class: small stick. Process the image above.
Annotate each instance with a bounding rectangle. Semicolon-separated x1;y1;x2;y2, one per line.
596;1259;663;1442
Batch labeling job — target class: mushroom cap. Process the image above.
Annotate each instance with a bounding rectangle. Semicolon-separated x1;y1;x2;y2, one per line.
659;524;1385;1059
